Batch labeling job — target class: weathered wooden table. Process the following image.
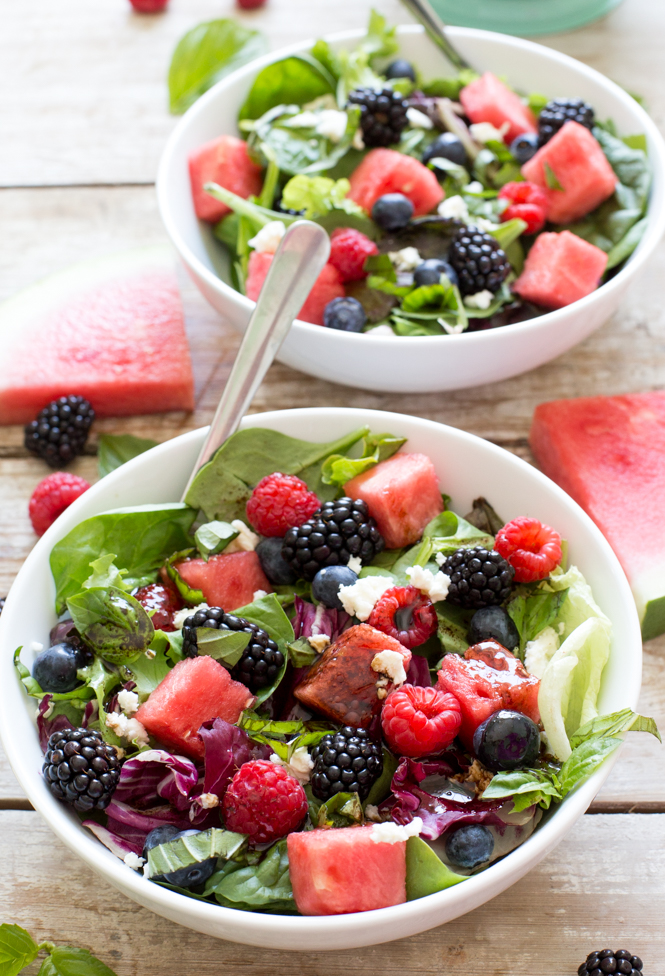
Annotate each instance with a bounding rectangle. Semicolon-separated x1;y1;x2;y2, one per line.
2;0;665;971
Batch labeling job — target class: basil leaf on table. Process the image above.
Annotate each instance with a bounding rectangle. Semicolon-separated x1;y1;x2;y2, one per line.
239;53;335;121
67;587;154;664
0;922;40;976
97;433;158;478
38;946;119;976
169;19;268;115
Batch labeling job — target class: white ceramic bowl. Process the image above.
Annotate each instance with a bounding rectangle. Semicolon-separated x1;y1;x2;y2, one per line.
0;408;642;948
158;27;665;394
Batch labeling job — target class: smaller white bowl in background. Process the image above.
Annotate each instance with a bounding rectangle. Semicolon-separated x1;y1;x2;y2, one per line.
0;408;642;948
157;26;665;394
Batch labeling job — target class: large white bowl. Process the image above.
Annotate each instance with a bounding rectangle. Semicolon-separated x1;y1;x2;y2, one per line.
158;27;665;393
0;408;642;948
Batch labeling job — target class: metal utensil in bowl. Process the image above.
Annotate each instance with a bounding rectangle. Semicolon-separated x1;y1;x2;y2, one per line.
400;0;472;71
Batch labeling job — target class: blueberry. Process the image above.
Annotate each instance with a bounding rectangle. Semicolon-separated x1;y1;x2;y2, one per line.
312;565;358;610
422;132;468;168
446;824;494;869
510;131;539;164
257;537;297;585
413;258;459;288
371;193;414;232
473;709;541;772
32;642;85;693
468;606;520;651
142;824;180;860
145;827;217;889
384;59;416;82
323;297;367;333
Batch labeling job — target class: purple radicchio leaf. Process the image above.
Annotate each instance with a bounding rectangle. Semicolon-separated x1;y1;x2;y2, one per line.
105;798;194;837
114;749;200;812
199;718;271;798
37;695;75;752
82;820;145;859
406;654;432;687
293;596;350;641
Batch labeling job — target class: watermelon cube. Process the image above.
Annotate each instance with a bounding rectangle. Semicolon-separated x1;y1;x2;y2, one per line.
175;551;272;611
135;655;255;760
345;452;444;549
245;251;345;326
460;72;537;144
513;230;608;309
521;121;617;224
288;825;407;915
294;624;411;728
189;135;263;223
530;391;665;640
347;149;444;217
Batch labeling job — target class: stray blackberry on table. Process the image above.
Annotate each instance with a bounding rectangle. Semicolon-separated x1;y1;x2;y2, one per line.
578;949;644;976
24;395;94;467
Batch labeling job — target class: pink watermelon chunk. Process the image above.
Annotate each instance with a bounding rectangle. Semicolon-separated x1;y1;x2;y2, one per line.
522;121;617;224
175;550;272;611
347;149;444;217
513;230;608;309
189;135;263;223
245;250;345;325
0;247;194;424
460;72;537;144
135;655;255;760
530;392;665;640
288;825;407;915
345;452;444;549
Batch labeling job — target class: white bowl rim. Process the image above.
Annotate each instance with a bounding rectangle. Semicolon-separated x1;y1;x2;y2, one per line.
0;407;643;944
157;24;665;353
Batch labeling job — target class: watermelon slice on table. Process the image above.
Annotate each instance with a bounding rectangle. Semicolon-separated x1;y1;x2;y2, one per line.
0;246;194;425
287;825;407;915
347;149;444;216
174;550;272;612
345;452;444;549
189;135;263;223
530;391;665;640
513;230;608;309
460;72;537;144
245;250;345;325
521;121;617;224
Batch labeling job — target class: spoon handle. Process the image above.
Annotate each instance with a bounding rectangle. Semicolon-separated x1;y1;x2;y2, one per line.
180;219;331;501
399;0;472;72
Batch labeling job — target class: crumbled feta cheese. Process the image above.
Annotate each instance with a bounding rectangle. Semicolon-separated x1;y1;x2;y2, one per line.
197;792;220;809
434;552;446;567
365;804;382;822
30;641;44;653
253;589;268;601
271;747;314;785
283;110;319;129
377;687;388;700
352;128;365;151
173;603;209;631
557;621;565;635
437;194;469;221
405;564;451;603
105;712;149;748
347;555;363;575
371;649;407;687
117;689;139;717
248;221;286;255
338;574;395;621
308;633;330;654
473;216;499;233
368;324;396;337
369;817;423;844
315;109;349;143
225;519;260;553
124;852;146;871
144;649;156;660
469;121;509;144
388;247;422;272
466;180;484;194
524;626;560;679
406;107;433;129
464;289;495;311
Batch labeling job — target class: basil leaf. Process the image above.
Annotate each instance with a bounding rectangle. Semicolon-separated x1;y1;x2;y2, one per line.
124;640;172;701
482;767;562;806
239;54;335;121
67;587;154;664
406;837;466;899
169;19;268;115
605;215;648;270
0;923;40;976
196;627;251;667
194;520;239;559
435;603;472;655
39;948;119;976
97;434;158;478
210;839;295;911
569;708;661;749
148;828;247;879
507;587;569;656
286;637;318;668
544;161;564;191
558;735;622;796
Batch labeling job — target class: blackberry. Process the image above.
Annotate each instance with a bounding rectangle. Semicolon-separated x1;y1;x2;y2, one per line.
449;227;510;296
578;950;644;976
182;606;284;692
43;727;121;813
24;395;94;467
282;497;384;581
538;97;595;145
443;546;515;609
310;726;382;800
347;87;408;148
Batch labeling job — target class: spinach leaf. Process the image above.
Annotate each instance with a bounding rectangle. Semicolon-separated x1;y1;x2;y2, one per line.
420;68;479;100
97;434;158;478
194;520;239;559
507;586;568;656
0;923;40;976
169;19;268;114
185;426;368;521
435;603;472;656
321;431;406;487
239;54;335;121
286;637;318;668
234;593;294;703
67;587;154;664
569;708;661;749
50;505;197;614
405;837;466;899
210;839;296;912
246;103;360;176
124;640;172;701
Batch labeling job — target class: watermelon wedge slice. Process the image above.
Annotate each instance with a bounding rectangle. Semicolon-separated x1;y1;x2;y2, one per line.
530;392;665;640
0;246;194;424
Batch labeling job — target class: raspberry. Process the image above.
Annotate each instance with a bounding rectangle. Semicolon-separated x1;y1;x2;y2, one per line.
494;516;562;583
246;473;320;538
129;0;168;11
381;685;462;758
237;0;267;8
134;583;182;631
29;473;91;536
368;585;437;649
499;182;548;234
329;228;379;283
222;760;308;844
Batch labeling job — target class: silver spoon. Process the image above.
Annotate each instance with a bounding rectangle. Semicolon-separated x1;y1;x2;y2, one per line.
399;0;472;72
180;219;331;500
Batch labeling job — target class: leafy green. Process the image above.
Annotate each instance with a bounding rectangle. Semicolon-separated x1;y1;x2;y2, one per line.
185;426;368;521
364;748;398;806
420;68;478;100
168;19;268;114
81;554;133;592
557;735;622;795
286;637;317;668
606;216;648;270
544;161;564;192
423;509;494;554
124;640;172;701
239;54;335;121
67;587;154;664
13;647;94;703
245;103;360;176
335;9;398;103
569;707;661;749
309;790;364;828
473;145;521;189
147;828;246;879
464;282;515;320
528;92;549;116
405;837;466;899
207;839;296;913
163;548;204;604
38;947;119;976
280;174;364;219
97;434;158;478
487;217;527;251
50;505;197;614
436;603;472;656
321;431;406;487
464;496;505;535
507;585;569;657
482;766;563;812
233;593;294;703
76;657;123;745
194;520;239;559
0;922;40;976
195;627;250;667
0;923;119;976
